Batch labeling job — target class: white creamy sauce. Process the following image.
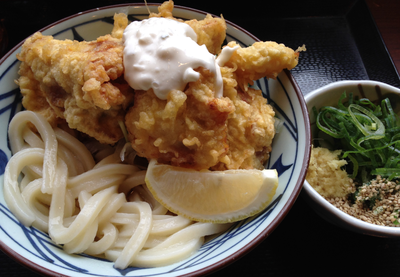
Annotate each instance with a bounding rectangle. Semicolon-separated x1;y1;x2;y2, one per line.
123;17;237;100
216;45;240;67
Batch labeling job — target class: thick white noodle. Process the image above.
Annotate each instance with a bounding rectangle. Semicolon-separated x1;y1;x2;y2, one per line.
110;213;140;225
84;223;119;255
97;193;127;224
21;178;49;232
130;223;232;267
151;215;192;236
63;218;99;254
3;110;229;269
143;235;168;249
4;148;44;225
49;178;117;244
54;128;95;172
113;201;152;269
69;174;127;199
22;127;44;148
119;171;146;195
132;238;204;267
8;111;57;194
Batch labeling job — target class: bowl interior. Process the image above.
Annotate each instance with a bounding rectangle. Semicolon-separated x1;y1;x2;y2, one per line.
306;80;400;128
0;3;310;276
303;80;400;237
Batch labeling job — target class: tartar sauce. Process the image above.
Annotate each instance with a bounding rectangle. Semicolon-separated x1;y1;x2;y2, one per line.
216;45;239;67
123;17;236;100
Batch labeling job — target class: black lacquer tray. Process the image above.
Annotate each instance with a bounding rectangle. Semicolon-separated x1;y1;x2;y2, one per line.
238;0;400;94
0;0;399;276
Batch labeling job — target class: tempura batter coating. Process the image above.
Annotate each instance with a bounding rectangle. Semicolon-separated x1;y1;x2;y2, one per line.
125;68;235;170
150;0;226;55
185;14;227;55
211;41;300;169
213;66;276;171
17;61;63;127
126;61;277;171
16;0;301;171
225;41;299;90
16;14;131;144
125;1;301;171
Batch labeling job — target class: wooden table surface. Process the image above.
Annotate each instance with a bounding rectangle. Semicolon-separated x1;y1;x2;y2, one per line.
0;0;399;276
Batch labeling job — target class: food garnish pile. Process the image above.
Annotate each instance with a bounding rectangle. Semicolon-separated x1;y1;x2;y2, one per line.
307;92;400;227
5;0;303;268
15;0;302;219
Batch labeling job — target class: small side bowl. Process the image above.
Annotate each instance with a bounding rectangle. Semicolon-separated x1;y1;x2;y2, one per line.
303;80;400;238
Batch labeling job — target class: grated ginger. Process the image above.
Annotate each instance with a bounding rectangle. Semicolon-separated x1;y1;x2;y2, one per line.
306;147;355;198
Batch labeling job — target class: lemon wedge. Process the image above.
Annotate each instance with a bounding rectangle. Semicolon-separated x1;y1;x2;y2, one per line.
145;159;279;223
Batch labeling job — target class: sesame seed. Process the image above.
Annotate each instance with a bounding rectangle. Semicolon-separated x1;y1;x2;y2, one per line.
324;176;400;227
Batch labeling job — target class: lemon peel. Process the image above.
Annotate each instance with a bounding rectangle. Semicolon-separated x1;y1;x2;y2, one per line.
145;159;279;223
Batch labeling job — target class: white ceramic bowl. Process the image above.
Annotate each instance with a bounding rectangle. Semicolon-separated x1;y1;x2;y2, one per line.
0;3;311;276
303;80;400;238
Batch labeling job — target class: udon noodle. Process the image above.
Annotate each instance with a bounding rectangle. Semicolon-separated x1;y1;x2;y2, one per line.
4;110;231;269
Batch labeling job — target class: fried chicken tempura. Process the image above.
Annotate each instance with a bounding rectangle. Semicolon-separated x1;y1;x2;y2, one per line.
125;68;235;170
214;66;276;171
125;62;277;171
150;0;226;55
124;1;302;171
225;41;300;91
214;41;301;170
16;0;302;171
16;13;131;144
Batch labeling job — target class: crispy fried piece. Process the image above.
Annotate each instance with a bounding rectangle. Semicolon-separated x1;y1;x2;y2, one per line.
126;61;276;171
210;66;276;171
16;13;131;144
150;0;226;55
149;0;175;19
111;13;129;39
125;68;235;170
126;1;300;171
209;39;301;170
17;62;64;127
225;41;299;91
185;14;227;55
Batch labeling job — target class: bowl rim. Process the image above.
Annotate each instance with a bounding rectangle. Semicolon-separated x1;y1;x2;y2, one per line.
0;3;311;276
304;80;400;101
304;80;400;237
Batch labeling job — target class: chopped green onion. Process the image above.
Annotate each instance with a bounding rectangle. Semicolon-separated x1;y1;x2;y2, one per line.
313;92;400;181
348;104;385;138
118;120;129;143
